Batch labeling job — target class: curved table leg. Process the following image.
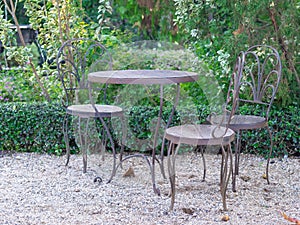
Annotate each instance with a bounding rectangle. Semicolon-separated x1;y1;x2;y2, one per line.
95;122;106;161
96;115;117;184
151;85;164;194
160;84;181;179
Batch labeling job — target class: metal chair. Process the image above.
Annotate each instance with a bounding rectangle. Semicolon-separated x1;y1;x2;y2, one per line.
165;125;235;211
164;62;241;211
56;38;125;182
209;45;282;191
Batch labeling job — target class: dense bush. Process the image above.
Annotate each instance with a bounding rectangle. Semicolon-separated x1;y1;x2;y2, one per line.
0;101;298;157
0;102;72;155
135;101;300;156
238;104;299;157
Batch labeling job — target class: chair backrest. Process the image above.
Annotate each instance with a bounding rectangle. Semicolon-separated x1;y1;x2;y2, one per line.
56;38;112;107
209;52;243;138
235;45;282;118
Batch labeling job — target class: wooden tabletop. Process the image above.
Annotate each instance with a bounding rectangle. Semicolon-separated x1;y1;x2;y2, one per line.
88;70;198;85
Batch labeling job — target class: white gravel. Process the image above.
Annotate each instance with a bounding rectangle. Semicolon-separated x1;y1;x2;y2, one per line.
0;151;299;224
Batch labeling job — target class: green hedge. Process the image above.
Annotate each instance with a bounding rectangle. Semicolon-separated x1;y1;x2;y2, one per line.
0;102;298;157
238;104;300;157
0;102;74;155
129;103;299;157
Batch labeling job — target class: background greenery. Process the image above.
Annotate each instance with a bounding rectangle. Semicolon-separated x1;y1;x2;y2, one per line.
0;101;298;157
0;102;67;155
0;0;299;157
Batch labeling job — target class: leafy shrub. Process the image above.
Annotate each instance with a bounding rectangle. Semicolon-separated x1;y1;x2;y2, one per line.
124;102;299;157
173;0;300;106
0;102;77;155
0;99;298;157
0;69;62;103
235;104;299;157
0;69;36;102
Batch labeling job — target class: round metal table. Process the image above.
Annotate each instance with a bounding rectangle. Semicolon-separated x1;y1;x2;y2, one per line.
88;69;199;195
88;69;198;85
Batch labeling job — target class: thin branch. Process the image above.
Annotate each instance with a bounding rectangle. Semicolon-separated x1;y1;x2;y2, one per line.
3;0;51;102
268;7;300;88
55;0;64;46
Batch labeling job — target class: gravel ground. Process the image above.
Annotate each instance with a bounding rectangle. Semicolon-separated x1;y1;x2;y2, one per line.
0;151;299;225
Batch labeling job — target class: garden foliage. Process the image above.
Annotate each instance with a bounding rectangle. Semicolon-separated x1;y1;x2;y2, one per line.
0;102;69;155
0;101;298;157
0;0;299;157
173;0;300;105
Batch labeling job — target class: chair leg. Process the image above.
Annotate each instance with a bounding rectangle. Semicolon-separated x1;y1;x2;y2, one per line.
200;146;206;182
82;142;87;173
266;125;273;184
220;144;233;211
236;130;242;175
220;147;225;186
192;146;206;181
159;137;167;179
167;142;179;211
63;114;71;166
119;115;127;168
232;130;241;192
78;117;88;173
82;118;90;173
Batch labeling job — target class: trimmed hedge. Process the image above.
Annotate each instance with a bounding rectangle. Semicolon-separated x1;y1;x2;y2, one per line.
129;103;300;157
0;102;299;157
0;102;75;155
239;104;299;157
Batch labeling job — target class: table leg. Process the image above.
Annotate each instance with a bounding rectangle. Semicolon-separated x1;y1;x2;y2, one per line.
160;84;180;179
96;115;117;184
149;85;164;195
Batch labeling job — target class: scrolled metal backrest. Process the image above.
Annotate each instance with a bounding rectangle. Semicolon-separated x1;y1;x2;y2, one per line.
237;45;282;117
56;38;112;107
210;51;244;138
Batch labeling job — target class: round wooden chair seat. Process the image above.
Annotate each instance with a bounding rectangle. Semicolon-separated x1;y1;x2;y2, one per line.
67;104;123;118
165;124;235;146
165;124;235;211
210;115;267;131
